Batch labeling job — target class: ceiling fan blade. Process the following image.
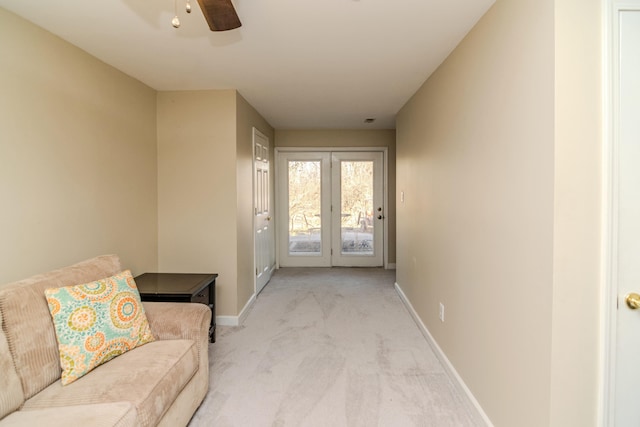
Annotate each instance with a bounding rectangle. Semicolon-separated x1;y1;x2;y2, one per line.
196;0;242;31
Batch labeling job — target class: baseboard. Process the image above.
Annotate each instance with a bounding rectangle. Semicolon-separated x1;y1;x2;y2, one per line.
394;282;494;427
216;292;257;326
216;315;238;326
238;292;256;325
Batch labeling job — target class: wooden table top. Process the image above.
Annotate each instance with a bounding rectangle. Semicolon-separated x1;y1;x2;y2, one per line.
134;273;218;296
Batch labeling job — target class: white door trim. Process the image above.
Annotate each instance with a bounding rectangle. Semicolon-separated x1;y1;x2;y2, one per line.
600;1;640;425
274;147;389;268
600;0;615;421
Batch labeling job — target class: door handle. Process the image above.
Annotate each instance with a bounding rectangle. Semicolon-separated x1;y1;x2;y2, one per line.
266;216;271;221
625;293;640;309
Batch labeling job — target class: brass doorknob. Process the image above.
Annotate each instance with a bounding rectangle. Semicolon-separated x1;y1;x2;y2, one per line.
266;216;271;221
625;293;640;309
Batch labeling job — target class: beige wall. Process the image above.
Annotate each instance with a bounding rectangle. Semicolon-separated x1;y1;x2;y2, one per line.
396;0;555;425
0;9;278;316
275;129;397;264
550;0;601;425
397;0;604;425
0;8;158;284
236;93;275;312
0;7;604;422
157;90;274;317
157;90;238;316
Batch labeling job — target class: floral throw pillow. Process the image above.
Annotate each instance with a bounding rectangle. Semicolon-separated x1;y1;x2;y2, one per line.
44;270;155;385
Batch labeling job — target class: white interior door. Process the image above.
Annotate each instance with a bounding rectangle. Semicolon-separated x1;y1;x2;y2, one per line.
277;152;331;267
331;152;384;267
253;128;275;294
609;6;640;425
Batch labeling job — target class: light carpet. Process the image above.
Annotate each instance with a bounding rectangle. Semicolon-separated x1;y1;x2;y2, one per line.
189;267;482;427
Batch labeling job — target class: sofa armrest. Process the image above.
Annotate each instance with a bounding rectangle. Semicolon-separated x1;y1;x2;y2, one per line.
143;302;210;425
142;301;211;392
142;301;211;343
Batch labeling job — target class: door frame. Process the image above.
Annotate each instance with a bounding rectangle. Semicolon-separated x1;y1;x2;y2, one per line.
600;1;640;424
274;146;390;269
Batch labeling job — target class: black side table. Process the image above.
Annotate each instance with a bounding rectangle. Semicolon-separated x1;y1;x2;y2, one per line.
134;273;218;343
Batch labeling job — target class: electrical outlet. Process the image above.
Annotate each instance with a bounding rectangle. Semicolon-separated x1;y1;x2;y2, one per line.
439;302;445;322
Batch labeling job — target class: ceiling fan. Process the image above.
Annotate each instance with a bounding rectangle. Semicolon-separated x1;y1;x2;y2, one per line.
174;0;241;31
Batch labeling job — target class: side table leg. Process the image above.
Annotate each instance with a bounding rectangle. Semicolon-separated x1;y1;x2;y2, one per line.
209;280;216;343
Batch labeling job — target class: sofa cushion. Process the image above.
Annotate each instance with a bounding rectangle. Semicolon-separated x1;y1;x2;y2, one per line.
0;402;137;427
0;312;24;420
23;339;199;427
44;270;155;385
0;255;122;399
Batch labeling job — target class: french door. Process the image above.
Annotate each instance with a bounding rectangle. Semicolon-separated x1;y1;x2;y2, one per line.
331;152;383;266
277;150;384;267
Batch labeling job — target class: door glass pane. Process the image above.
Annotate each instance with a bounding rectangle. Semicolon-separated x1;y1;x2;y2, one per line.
288;161;322;255
341;161;374;255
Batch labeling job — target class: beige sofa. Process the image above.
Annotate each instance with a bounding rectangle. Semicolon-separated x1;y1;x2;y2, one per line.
0;255;210;426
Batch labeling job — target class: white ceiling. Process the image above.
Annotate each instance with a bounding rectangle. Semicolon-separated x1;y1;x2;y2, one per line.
0;0;495;129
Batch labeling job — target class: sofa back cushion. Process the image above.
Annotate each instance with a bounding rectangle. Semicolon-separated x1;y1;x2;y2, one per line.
0;255;122;399
0;311;24;420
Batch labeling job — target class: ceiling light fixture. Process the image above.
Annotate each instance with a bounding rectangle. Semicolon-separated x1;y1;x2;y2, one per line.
171;0;184;28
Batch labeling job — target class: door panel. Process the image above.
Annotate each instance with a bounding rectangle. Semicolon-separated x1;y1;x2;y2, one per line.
613;9;640;425
331;152;383;266
278;152;331;267
254;129;274;294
